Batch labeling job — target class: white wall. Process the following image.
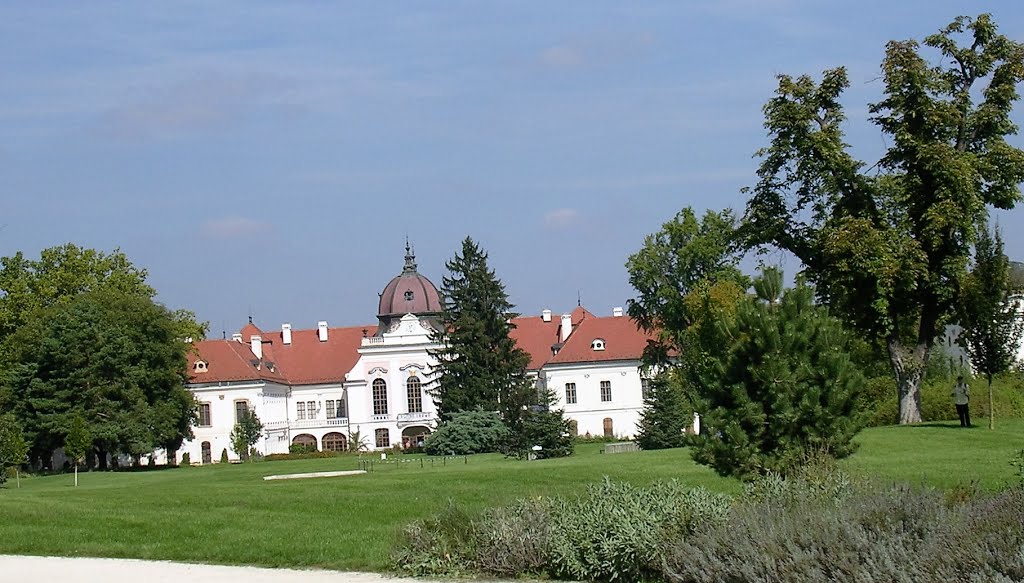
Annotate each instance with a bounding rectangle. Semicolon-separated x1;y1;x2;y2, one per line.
543;361;646;439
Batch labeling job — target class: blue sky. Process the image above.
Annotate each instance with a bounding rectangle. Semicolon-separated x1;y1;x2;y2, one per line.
3;2;1023;336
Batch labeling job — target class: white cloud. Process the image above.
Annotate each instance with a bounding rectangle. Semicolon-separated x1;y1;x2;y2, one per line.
199;216;269;239
98;71;299;140
537;31;656;71
540;45;585;69
543;208;579;228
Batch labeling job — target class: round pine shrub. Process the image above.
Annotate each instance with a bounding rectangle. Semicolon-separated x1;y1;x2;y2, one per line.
423;410;509;456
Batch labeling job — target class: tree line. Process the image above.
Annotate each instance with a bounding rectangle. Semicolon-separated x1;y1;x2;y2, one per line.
0;244;204;473
630;13;1024;478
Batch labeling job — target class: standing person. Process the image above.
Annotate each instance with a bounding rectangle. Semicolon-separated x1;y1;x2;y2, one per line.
952;375;971;428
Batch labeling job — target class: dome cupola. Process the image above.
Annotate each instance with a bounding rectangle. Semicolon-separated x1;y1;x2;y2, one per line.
377;241;442;329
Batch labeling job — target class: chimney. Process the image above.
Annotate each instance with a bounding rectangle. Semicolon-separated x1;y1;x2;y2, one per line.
612;307;624;317
250;335;262;360
560;314;572;342
541;309;552;322
318;321;329;342
231;333;243;343
282;323;292;345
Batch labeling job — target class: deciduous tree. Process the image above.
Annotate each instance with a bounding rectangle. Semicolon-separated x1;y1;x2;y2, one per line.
2;290;195;468
743;14;1024;423
229;410;263;461
957;224;1024;429
0;413;28;487
627;208;749;447
64;414;91;487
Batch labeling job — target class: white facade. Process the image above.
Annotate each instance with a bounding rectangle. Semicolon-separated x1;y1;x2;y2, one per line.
544;361;647;439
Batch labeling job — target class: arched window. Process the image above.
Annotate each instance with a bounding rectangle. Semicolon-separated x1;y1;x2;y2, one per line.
591;338;606;351
322;432;347;452
372;378;388;416
375;428;390;448
407;376;423;413
292;434;318;451
603;417;614;438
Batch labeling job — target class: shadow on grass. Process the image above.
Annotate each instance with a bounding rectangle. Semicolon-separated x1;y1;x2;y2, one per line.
902;422;974;430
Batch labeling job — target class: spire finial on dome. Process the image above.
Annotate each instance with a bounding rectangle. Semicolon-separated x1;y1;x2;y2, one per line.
403;238;417;273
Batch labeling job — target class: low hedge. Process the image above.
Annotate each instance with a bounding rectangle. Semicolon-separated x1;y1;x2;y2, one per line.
396;464;1024;582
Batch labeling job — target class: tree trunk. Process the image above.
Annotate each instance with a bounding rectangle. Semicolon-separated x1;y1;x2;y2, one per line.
97;448;108;471
888;338;926;424
988;375;994;430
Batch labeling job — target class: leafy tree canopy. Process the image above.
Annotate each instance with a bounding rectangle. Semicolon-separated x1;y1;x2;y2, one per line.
742;14;1024;423
230;410;264;461
2;290;196;467
0;243;206;347
0;413;28;486
958;224;1024;428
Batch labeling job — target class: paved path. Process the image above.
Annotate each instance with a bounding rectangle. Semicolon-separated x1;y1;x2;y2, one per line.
0;555;446;583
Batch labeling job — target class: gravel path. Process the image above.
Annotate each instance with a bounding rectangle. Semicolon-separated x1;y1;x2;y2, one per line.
0;555;444;583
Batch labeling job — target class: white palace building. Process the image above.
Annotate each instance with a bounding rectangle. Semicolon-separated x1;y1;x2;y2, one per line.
179;246;657;463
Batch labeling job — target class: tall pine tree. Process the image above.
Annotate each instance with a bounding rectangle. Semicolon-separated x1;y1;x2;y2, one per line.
429;238;572;457
429;237;532;420
635;371;690;450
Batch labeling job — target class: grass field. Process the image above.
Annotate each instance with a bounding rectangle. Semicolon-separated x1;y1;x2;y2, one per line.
0;418;1021;572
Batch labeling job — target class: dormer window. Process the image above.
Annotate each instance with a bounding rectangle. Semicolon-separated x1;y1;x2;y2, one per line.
404;290;414;301
591;339;606;351
193;360;208;373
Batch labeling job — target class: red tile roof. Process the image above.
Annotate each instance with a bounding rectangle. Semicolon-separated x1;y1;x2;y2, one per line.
510;306;592;370
547;314;655;365
188;322;374;385
188;308;652;386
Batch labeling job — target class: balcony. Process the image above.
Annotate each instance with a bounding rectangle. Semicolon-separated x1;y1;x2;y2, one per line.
261;418;349;432
397;411;435;427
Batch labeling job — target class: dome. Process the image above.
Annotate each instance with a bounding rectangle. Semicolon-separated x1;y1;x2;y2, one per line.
377;243;442;318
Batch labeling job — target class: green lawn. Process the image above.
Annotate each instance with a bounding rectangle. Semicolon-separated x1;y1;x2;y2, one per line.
0;418;1021;572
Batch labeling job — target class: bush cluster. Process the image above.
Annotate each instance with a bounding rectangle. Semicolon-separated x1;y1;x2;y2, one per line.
664;483;1024;582
423;410;508;456
264;450;347;462
395;479;731;581
396;465;1024;582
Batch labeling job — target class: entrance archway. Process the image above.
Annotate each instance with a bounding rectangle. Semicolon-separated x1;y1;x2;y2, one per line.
322;432;347;452
401;426;431;449
292;434;318;451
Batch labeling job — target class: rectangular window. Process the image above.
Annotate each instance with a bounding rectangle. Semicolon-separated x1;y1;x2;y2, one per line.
373;380;388;416
375;428;390;448
337;398;347;419
296;402;305;420
198;403;211;427
326;400;336;419
641;378;652;400
565;383;577;405
234;400;249;423
307;401;316;418
600;381;612;402
407;378;423;413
